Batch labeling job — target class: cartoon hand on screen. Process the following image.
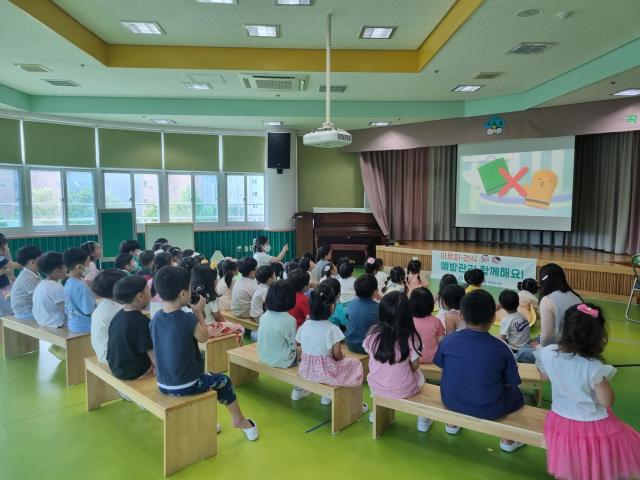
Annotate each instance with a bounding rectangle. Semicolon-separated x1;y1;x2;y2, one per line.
524;170;558;209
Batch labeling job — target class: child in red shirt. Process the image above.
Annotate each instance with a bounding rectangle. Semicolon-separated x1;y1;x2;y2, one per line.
287;269;310;328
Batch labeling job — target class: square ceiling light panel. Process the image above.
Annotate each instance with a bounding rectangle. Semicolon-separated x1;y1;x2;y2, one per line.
245;25;280;37
121;21;165;35
360;26;396;39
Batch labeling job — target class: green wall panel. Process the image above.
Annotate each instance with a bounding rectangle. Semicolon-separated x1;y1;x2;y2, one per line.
297;138;364;211
23;122;95;168
222;135;265;172
8;230;294;265
0;118;22;165
164;133;219;172
99;128;161;169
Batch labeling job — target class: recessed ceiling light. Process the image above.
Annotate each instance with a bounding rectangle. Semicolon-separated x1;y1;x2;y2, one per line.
275;0;312;5
245;24;279;37
369;121;390;127
151;119;177;125
612;88;640;96
516;8;543;17
43;79;80;87
14;63;51;73
196;0;236;3
182;82;213;90
263;121;283;126
452;85;483;92
360;26;396;39
508;42;555;54
121;21;165;35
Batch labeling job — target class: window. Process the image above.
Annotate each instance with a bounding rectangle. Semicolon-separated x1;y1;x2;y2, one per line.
226;174;264;223
133;173;159;224
31;169;63;227
66;171;95;225
168;174;193;222
0;168;22;228
104;172;132;209
194;174;218;223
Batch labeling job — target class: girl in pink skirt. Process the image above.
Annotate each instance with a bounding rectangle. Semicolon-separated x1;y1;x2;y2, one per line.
296;283;365;407
537;303;640;480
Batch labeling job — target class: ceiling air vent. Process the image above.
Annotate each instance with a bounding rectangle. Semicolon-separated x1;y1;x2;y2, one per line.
239;74;308;91
319;85;347;93
473;72;503;80
507;42;555;54
15;63;51;72
43;79;80;87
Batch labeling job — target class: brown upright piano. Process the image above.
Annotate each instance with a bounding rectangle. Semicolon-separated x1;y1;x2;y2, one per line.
293;211;386;264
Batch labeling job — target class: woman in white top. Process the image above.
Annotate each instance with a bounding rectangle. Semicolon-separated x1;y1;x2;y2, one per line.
535;303;640;480
253;235;288;278
538;263;581;347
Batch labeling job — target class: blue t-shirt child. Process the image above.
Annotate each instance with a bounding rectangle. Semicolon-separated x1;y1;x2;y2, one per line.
329;301;348;328
345;297;379;353
433;328;524;420
150;309;204;389
64;277;96;333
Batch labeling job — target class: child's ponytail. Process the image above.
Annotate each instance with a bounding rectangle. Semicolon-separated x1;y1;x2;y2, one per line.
308;283;335;320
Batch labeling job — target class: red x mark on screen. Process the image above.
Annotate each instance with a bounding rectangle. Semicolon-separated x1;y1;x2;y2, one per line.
498;166;529;197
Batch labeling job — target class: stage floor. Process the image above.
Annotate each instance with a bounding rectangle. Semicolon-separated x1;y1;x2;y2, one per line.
376;241;634;301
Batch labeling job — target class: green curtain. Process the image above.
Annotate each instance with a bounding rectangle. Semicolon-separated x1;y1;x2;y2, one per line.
222;135;266;172
99;128;161;169
0;118;21;165
23;122;95;168
164;133;219;171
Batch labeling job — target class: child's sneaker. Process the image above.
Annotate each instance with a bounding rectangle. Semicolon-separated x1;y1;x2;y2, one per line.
445;424;461;435
217;424;222;433
291;386;312;401
249;330;258;342
48;345;66;361
242;419;259;441
500;440;524;453
361;402;369;414
368;412;375;423
417;416;433;432
320;395;332;405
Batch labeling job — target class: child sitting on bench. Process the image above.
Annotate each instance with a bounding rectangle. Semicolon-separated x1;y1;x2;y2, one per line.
151;266;259;441
434;289;525;452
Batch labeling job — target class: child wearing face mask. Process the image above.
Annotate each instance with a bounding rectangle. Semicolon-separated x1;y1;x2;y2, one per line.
63;248;96;333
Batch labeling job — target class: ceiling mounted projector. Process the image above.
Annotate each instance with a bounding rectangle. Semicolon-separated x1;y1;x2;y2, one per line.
303;14;352;148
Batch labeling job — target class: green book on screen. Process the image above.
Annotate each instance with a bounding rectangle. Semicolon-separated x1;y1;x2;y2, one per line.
477;157;508;195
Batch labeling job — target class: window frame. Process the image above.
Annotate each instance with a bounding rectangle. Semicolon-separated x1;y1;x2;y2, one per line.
224;172;265;227
27;166;97;234
164;170;222;228
0;164;25;233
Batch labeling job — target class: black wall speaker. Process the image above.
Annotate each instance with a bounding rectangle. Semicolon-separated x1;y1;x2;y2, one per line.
267;132;291;172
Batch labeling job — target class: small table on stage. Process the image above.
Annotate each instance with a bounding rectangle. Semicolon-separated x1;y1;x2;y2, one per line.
331;243;369;265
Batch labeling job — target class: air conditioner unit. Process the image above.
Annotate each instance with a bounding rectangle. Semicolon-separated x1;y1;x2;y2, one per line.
239;74;308;91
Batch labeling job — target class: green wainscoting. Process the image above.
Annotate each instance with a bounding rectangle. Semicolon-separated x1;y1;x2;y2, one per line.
7;229;295;263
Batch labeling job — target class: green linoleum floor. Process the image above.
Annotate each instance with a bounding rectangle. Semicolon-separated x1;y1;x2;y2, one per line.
1;295;639;480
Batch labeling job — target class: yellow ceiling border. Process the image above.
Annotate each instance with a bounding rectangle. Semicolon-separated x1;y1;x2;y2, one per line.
10;0;482;73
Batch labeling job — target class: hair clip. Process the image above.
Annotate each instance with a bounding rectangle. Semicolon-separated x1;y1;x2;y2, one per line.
323;264;331;272
411;256;419;261
209;260;218;269
577;303;598;318
541;275;548;281
366;257;375;265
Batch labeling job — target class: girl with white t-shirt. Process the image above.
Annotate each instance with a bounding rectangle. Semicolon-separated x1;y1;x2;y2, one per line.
191;264;244;341
538;263;581;347
337;260;356;305
80;241;102;286
296;283;365;408
252;235;288;277
536;303;640;480
215;259;238;311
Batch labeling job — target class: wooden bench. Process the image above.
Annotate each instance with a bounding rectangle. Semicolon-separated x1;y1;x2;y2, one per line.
228;343;365;434
420;362;545;406
373;383;546;449
85;357;217;476
1;316;94;386
220;310;258;331
199;334;239;372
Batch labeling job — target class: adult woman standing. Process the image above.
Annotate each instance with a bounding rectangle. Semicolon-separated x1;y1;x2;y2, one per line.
253;235;288;276
538;263;582;347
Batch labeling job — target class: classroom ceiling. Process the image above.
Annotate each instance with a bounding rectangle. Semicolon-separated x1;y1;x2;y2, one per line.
0;0;639;131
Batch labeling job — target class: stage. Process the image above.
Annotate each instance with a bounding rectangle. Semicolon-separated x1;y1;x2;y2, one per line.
376;241;634;302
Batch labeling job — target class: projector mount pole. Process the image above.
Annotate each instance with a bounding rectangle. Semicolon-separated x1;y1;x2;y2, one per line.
323;13;333;129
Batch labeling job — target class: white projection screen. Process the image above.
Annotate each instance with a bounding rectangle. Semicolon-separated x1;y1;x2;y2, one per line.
455;136;575;231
